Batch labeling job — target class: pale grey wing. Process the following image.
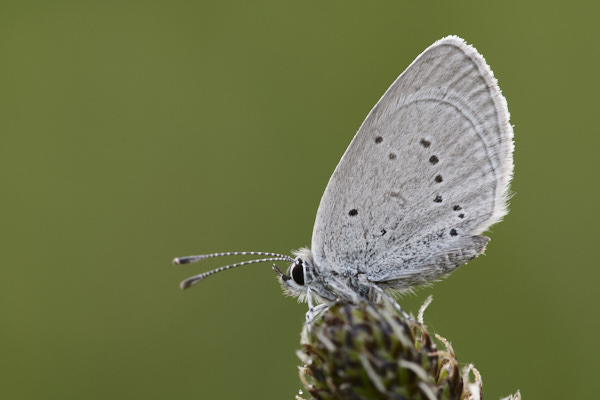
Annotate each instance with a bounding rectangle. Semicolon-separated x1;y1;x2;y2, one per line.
310;36;513;283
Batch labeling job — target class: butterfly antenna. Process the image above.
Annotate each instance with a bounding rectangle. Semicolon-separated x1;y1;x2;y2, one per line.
173;251;293;265
179;257;293;289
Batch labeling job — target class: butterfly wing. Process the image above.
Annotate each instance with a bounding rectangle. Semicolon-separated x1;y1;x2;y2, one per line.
310;36;513;284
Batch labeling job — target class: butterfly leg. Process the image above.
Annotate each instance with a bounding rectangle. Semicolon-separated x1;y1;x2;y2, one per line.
371;285;412;320
305;287;328;327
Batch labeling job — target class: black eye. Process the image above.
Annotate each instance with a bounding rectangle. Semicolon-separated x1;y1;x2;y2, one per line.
291;260;304;285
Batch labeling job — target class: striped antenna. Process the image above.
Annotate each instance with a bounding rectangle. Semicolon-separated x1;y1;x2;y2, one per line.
173;251;294;290
173;251;293;265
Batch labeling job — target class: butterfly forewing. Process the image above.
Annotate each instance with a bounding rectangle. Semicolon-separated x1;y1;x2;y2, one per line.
310;36;513;283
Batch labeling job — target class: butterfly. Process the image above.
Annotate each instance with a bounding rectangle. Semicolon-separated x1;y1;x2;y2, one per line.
174;36;513;320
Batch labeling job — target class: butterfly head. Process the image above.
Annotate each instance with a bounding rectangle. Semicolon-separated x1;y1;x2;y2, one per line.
272;248;311;300
274;247;338;304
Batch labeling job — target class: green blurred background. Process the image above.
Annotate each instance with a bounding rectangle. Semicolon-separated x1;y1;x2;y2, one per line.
1;1;597;399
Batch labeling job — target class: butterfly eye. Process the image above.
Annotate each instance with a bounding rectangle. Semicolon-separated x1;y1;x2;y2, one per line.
291;260;305;285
